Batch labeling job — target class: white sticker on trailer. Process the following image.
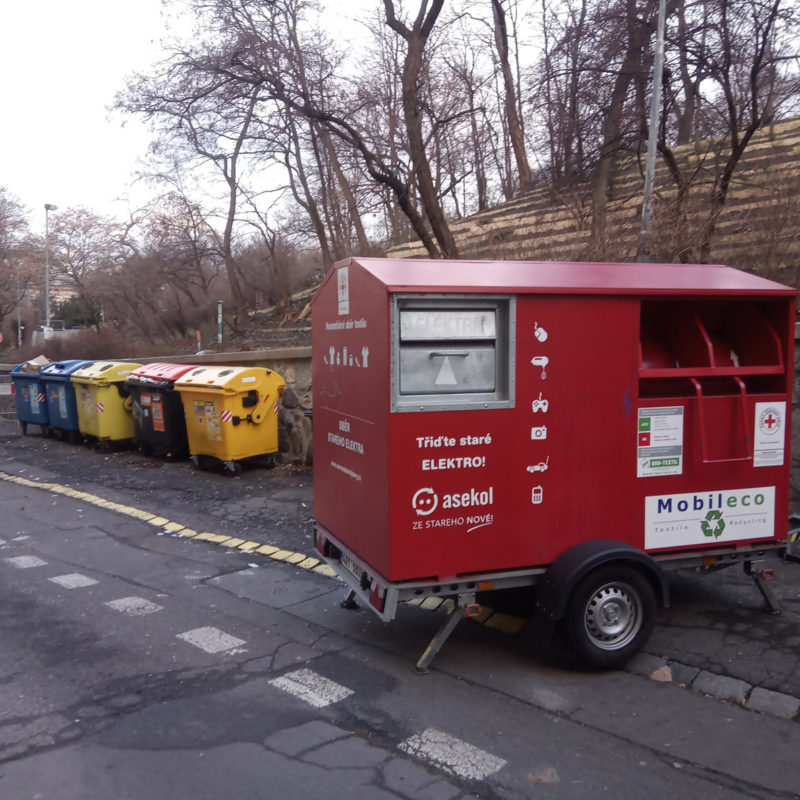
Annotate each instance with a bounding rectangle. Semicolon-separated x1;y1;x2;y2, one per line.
637;406;683;477
337;266;349;315
753;401;786;468
644;486;775;549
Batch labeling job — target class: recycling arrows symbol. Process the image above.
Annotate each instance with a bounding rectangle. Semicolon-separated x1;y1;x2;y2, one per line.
700;509;726;538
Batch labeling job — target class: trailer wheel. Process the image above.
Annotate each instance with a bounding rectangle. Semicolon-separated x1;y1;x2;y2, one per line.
564;565;656;670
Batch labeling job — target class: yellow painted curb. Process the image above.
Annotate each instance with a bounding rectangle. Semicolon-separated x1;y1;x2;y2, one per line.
223;538;247;549
0;470;329;581
483;612;527;635
421;597;445;611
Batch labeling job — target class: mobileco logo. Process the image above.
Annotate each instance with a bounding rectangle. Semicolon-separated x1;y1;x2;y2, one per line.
644;487;775;549
655;490;767;515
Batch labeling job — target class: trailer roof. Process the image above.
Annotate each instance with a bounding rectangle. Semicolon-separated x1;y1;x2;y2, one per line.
342;258;796;297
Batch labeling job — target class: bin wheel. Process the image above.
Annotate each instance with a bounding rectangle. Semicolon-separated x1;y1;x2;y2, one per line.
563;565;656;670
223;461;242;476
191;454;215;471
19;422;28;436
68;430;83;444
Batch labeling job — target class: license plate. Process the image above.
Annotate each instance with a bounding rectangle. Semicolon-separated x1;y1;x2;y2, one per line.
341;552;363;580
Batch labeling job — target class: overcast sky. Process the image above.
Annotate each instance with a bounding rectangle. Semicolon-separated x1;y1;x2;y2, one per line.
0;0;170;231
2;0;374;235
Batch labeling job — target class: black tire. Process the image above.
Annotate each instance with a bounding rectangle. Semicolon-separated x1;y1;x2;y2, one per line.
191;454;215;471
564;565;656;670
20;421;28;436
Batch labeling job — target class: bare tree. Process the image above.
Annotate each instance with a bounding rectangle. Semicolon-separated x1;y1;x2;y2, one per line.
48;208;126;326
491;0;533;194
0;188;30;335
381;0;460;257
652;0;800;262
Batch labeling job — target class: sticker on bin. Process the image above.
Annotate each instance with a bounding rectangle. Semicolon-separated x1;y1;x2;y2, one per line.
221;409;232;423
754;401;785;468
152;396;165;432
96;402;105;413
194;400;222;441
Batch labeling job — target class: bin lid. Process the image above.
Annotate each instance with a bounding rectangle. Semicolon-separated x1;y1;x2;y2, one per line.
128;362;196;385
12;361;49;376
174;365;282;393
40;359;95;380
71;360;142;385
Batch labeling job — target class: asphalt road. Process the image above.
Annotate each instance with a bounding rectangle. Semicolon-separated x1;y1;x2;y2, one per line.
1;417;800;799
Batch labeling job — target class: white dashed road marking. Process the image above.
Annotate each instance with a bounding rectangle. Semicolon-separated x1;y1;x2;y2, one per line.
176;627;247;654
5;556;48;569
269;668;354;708
105;597;164;616
399;728;507;780
50;573;99;589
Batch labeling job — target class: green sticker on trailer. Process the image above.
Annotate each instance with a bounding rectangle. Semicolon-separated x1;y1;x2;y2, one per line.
637;406;683;478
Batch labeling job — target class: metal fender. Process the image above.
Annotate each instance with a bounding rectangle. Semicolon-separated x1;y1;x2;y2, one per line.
533;539;669;625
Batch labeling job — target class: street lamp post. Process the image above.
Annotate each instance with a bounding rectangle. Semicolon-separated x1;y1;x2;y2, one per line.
636;0;667;263
15;261;22;348
44;203;57;329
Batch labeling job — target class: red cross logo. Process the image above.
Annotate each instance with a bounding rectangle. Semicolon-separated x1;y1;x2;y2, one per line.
764;414;777;429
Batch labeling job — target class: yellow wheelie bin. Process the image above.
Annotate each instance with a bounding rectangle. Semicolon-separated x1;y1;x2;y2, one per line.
71;360;142;445
174;365;286;474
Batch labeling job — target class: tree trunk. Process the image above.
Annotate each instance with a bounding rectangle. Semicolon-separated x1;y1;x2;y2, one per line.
319;126;371;255
590;0;655;259
491;0;533;194
384;0;459;259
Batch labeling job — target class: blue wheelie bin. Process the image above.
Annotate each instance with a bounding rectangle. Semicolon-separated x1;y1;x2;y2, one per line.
40;359;95;442
11;362;50;435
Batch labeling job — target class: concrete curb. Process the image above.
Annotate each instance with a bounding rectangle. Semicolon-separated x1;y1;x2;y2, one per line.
627;653;800;721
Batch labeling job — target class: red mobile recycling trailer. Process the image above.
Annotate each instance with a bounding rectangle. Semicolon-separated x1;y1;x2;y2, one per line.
312;257;798;669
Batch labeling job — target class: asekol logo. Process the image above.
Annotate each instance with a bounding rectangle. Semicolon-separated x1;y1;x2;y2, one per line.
412;486;494;516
